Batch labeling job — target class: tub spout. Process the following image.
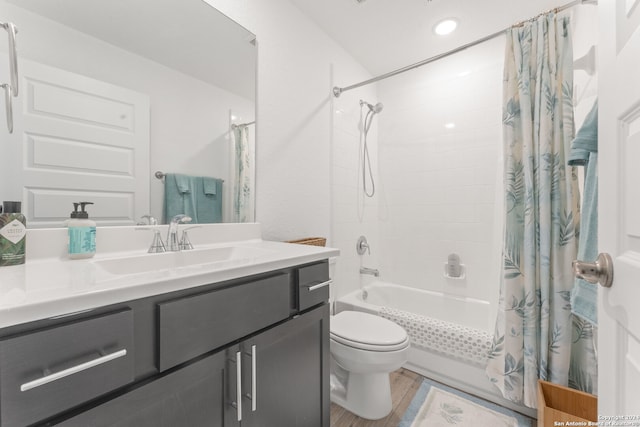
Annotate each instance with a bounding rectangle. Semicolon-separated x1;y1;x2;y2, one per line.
360;267;379;277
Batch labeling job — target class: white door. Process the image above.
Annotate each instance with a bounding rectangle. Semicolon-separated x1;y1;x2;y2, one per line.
2;57;150;227
598;0;640;416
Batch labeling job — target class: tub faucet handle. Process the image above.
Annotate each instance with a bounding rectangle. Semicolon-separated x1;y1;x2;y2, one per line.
356;236;370;255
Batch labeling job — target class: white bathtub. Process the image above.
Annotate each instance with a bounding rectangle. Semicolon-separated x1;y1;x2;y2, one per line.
340;280;492;332
335;280;536;417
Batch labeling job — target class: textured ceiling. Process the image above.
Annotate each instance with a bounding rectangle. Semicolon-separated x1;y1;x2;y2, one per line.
289;0;575;76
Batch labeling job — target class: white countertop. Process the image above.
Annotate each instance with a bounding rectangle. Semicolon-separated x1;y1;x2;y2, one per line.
0;224;339;329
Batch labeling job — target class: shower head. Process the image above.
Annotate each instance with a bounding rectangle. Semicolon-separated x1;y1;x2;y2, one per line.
368;102;384;114
360;99;384;114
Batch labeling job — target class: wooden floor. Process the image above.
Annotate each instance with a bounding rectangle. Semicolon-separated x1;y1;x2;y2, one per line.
330;368;422;427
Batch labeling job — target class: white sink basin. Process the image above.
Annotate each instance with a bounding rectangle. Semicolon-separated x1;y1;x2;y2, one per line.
95;246;271;276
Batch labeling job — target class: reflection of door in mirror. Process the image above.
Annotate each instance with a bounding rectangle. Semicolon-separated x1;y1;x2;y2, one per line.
6;58;150;228
0;0;257;228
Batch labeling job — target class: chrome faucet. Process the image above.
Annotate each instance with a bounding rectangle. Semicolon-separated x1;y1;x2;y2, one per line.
179;225;201;250
137;214;158;226
360;267;380;277
167;214;192;251
135;215;165;253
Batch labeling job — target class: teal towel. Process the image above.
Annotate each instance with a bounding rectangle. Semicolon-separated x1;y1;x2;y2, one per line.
568;99;598;166
202;177;217;196
569;100;598;325
163;174;223;224
163;173;197;223
571;152;598;325
174;174;191;194
196;177;223;224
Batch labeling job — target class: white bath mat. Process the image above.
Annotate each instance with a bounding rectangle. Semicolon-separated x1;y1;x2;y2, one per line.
410;387;518;427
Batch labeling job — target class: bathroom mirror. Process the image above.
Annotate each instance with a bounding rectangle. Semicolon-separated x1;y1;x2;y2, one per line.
0;0;257;227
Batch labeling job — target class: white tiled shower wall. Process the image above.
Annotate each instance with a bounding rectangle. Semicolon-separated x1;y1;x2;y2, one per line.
376;38;504;314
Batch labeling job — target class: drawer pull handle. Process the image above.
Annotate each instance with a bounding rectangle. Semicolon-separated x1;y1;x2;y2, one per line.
236;350;242;422
306;279;332;292
20;349;127;392
251;345;257;411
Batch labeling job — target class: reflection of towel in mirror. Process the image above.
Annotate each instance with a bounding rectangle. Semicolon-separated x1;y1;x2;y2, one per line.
163;174;223;224
568;100;598;325
198;178;223;223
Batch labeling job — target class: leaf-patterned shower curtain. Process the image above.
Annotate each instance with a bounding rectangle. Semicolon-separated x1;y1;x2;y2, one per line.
232;125;252;222
485;13;597;408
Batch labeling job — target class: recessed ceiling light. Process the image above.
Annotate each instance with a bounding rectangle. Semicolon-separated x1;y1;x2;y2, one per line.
444;122;456;129
434;18;458;36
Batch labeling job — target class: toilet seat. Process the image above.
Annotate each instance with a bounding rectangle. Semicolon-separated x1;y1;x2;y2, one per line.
331;311;409;352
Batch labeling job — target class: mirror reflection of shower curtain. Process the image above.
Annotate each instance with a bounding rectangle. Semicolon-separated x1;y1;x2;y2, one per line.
232;126;252;222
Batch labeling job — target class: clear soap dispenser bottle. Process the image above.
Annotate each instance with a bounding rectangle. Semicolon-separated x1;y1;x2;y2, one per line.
68;202;96;259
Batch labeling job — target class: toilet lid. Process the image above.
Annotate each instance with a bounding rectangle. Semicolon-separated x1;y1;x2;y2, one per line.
330;311;408;350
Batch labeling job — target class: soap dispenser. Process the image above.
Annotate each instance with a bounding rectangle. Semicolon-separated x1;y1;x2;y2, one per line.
68;202;96;259
0;201;27;266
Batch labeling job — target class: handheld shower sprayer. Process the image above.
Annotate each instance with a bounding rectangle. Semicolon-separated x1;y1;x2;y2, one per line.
358;99;383;198
368;102;384;114
360;100;384;114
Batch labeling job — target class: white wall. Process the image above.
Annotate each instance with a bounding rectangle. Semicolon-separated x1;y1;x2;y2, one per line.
205;0;374;246
376;38;504;313
206;0;385;300
1;3;254;223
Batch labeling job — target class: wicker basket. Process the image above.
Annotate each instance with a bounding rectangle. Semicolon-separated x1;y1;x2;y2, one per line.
286;237;327;247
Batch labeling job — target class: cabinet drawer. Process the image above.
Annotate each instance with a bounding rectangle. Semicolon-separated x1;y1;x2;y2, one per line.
298;261;330;311
158;273;291;371
57;351;226;427
0;309;134;427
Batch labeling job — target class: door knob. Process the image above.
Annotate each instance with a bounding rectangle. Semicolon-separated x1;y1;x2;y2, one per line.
572;253;614;288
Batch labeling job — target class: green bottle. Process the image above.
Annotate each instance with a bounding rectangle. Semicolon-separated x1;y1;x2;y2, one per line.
0;201;27;267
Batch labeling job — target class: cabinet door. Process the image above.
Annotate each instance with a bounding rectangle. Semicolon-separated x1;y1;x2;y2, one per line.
238;304;330;427
57;351;226;427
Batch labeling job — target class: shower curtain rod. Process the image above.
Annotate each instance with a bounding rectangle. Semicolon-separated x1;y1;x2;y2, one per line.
231;120;255;129
332;0;596;97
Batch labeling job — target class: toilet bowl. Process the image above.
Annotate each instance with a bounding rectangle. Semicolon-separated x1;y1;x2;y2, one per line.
330;310;410;420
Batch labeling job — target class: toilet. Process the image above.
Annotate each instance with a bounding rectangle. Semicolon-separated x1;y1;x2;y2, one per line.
329;310;410;420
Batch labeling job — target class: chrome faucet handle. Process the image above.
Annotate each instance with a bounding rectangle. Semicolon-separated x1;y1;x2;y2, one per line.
137;214;158;226
167;215;193;251
170;214;191;223
135;226;166;253
179;225;201;251
356;236;370;255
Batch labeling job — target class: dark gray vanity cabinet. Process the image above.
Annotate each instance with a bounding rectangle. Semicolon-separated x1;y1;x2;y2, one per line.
59;304;329;427
225;304;330;427
57;350;226;427
0;260;331;427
